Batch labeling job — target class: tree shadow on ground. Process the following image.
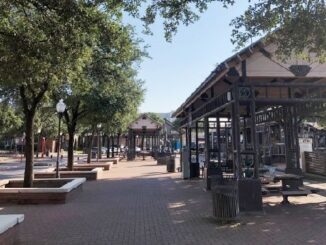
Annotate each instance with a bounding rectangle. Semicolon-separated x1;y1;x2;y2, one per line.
1;170;326;244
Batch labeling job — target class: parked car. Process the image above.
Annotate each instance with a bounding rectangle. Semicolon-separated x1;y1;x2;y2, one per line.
91;147;107;155
108;145;120;153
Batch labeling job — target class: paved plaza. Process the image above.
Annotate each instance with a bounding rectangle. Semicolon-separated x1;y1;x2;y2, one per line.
1;157;326;245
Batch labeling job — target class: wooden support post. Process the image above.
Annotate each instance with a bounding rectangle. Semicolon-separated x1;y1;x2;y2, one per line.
293;106;301;169
187;126;194;177
179;130;183;172
141;132;145;151
232;84;242;179
188;127;192;164
216;115;221;167
250;86;259;178
196;121;199;165
204;117;210;169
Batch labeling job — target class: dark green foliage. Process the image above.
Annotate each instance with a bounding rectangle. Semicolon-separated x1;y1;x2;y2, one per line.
0;103;23;137
230;0;326;60
147;112;164;124
136;0;326;59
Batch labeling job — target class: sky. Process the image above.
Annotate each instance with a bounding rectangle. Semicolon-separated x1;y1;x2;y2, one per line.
125;2;252;113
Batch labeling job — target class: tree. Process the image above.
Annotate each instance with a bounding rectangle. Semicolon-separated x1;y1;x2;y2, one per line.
0;1;122;187
230;0;326;60
137;0;326;59
0;102;23;138
54;18;145;169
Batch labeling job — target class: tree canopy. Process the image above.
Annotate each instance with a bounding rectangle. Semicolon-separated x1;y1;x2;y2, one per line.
0;102;23;137
137;0;326;59
0;0;144;186
230;0;326;60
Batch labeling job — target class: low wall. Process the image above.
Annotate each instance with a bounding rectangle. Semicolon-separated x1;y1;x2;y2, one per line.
34;168;103;181
0;178;85;204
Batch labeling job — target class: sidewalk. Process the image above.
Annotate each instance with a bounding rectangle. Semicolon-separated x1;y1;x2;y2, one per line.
1;158;326;245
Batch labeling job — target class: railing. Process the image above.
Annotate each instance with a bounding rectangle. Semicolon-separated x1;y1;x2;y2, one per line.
239;83;326;103
179;88;233;127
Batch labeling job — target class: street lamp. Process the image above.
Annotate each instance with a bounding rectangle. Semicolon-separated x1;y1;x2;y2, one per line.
97;123;102;162
56;99;66;178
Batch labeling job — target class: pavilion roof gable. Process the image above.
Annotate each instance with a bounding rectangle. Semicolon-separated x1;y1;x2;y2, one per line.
173;38;326;118
129;113;162;131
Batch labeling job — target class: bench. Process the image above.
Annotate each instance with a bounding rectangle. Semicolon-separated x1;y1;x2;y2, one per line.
280;190;310;204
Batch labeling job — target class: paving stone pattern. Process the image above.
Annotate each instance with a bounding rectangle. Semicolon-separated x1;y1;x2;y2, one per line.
1;158;326;245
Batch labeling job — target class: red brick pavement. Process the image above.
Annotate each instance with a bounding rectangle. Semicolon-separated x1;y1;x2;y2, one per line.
1;158;326;245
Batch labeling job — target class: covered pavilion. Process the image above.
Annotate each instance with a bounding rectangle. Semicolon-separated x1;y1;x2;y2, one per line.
127;113;162;160
173;39;326;211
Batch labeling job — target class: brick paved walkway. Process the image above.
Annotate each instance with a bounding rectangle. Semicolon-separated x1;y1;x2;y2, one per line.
1;158;326;245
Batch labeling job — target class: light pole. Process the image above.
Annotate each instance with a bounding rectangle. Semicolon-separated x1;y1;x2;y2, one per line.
97;124;102;162
56;99;66;178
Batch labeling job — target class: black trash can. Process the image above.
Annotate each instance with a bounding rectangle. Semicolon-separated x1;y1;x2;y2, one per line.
190;162;200;178
212;181;239;222
91;152;97;159
207;174;223;190
166;156;175;172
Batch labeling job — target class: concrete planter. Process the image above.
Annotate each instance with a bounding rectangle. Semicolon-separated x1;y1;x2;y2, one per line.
85;158;119;165
0;178;86;204
75;163;111;170
34;167;103;181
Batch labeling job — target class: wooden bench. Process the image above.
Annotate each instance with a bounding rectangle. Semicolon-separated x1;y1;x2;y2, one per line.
280;190;310;204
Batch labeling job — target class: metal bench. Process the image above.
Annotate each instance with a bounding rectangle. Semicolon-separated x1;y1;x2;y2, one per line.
280;190;310;204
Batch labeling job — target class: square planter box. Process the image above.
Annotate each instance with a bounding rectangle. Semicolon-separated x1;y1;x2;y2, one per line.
85;158;119;165
75;163;111;171
34;167;103;181
0;178;86;204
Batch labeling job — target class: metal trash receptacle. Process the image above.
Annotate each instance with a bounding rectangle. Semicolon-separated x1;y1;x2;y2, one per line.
166;156;175;172
91;152;97;159
212;182;239;221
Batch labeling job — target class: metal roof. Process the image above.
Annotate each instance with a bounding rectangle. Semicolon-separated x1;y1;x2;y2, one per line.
172;39;264;117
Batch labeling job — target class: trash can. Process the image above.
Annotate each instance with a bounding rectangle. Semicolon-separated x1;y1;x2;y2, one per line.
166;156;175;172
212;181;239;222
207;174;223;190
91;152;97;159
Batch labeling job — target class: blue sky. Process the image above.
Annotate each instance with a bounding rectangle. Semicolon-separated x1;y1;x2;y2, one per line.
125;2;252;113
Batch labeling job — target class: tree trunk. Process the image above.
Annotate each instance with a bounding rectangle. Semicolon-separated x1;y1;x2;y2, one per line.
19;82;49;187
117;133;120;157
107;135;110;158
111;135;114;158
87;129;95;163
98;130;102;160
67;130;75;170
23;112;35;187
